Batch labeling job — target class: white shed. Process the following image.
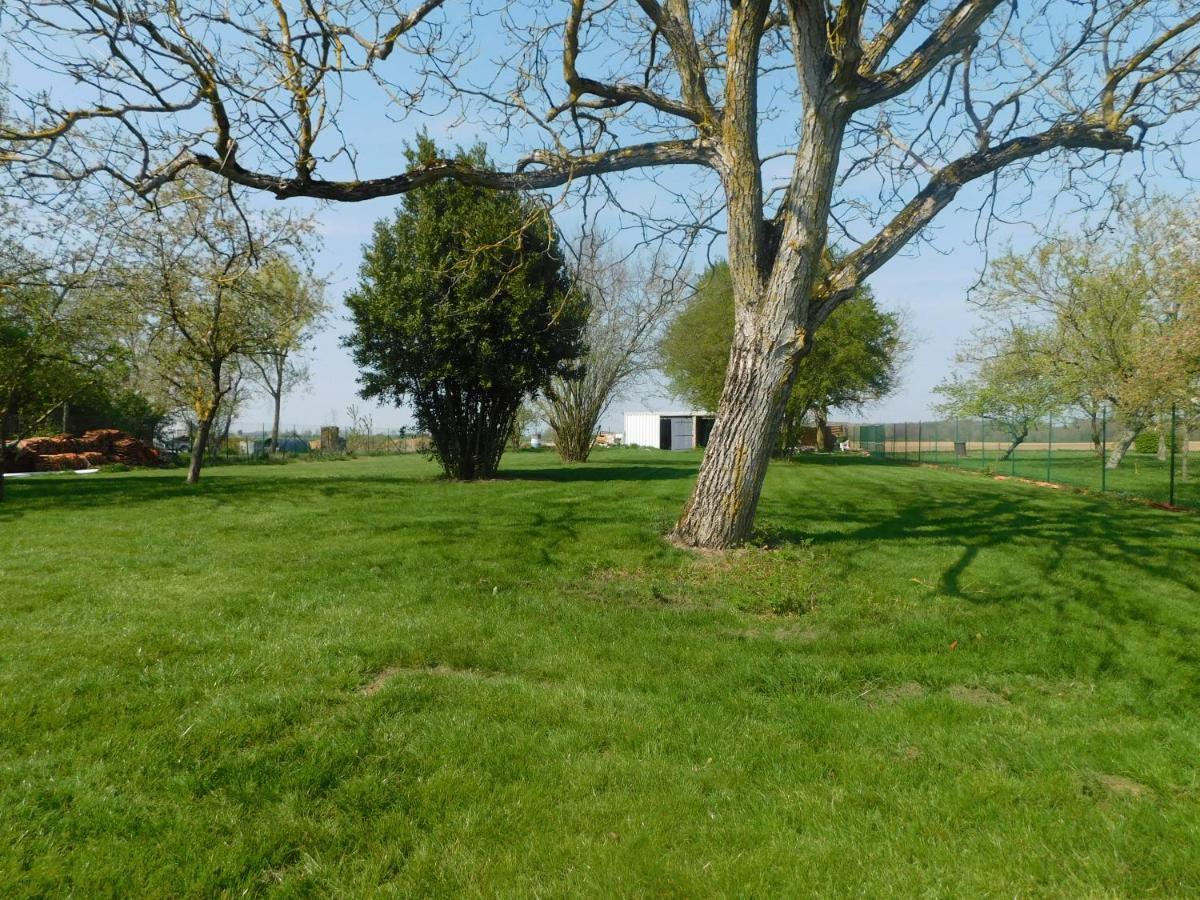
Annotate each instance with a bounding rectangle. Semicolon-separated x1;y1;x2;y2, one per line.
623;411;715;450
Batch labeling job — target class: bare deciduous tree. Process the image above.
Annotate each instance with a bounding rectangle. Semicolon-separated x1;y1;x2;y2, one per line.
3;1;1199;545
539;235;683;462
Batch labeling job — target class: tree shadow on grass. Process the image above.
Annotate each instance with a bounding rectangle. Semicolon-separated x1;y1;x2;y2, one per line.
0;468;443;520
496;462;697;484
762;470;1200;617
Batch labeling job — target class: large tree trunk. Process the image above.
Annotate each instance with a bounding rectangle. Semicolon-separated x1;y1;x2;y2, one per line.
1106;428;1139;470
187;408;218;485
1089;412;1102;455
671;322;798;548
672;106;845;546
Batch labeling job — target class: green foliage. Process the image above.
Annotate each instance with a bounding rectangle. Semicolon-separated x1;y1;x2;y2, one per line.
64;381;170;442
659;262;734;413
343;135;587;479
0;281;119;445
2;453;1200;894
936;327;1064;452
661;262;902;449
1134;430;1160;455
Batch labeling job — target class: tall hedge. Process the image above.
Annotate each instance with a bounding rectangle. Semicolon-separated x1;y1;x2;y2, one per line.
343;137;587;479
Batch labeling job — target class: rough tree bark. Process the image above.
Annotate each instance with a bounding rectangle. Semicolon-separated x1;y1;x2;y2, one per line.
672;77;846;547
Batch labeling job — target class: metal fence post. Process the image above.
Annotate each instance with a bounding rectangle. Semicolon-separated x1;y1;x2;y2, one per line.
917;420;923;463
1101;405;1107;493
1170;402;1178;507
1046;415;1053;483
981;418;986;471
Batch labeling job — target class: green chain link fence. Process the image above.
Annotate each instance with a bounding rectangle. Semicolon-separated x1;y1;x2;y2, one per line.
855;407;1196;510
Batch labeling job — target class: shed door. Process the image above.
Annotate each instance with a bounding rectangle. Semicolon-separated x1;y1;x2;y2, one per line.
659;417;672;450
670;417;693;450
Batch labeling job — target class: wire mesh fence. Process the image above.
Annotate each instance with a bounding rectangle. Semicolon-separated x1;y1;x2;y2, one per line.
854;408;1197;511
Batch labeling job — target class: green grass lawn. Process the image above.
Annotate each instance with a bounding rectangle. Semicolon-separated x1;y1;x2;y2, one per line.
912;448;1198;510
2;450;1199;896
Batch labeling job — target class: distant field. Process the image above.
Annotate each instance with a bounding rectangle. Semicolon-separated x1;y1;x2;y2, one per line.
2;451;1199;895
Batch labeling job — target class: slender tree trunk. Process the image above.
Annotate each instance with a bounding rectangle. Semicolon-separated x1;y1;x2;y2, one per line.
1106;428;1140;470
1088;411;1102;454
0;417;8;503
555;424;595;462
815;408;837;452
61;400;69;435
270;391;282;453
998;428;1028;461
1182;423;1190;482
218;411;233;456
187;408;217;484
1157;427;1168;461
554;398;602;462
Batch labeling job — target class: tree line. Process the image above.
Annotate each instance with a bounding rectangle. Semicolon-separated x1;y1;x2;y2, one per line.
1;176;327;498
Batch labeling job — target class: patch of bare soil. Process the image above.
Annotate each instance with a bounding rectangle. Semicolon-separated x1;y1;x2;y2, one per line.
862;681;926;707
725;623;825;643
946;685;1012;707
1094;773;1153;799
358;663;505;696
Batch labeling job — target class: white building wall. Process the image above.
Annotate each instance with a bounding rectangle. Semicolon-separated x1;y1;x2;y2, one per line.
623;412;660;448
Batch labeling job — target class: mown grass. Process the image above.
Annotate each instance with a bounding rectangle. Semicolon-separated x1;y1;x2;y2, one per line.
2;449;1199;896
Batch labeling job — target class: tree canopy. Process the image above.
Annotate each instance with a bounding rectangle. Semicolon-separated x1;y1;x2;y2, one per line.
935;327;1064;460
121;174;317;483
663;261;903;450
